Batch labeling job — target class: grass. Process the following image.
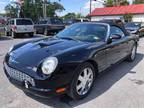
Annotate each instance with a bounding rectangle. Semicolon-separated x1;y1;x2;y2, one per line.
0;31;4;37
0;25;5;37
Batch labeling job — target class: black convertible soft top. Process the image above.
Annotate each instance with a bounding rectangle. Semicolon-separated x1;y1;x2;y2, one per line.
98;20;130;36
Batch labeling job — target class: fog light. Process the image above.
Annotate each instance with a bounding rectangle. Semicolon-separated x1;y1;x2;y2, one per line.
24;80;30;89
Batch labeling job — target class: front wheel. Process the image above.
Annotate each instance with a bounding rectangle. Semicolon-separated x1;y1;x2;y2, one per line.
68;62;95;100
11;31;17;38
127;45;137;62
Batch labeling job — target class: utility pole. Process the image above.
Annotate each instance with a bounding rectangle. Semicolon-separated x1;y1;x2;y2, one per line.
90;0;92;14
42;0;46;18
89;0;106;21
90;0;106;14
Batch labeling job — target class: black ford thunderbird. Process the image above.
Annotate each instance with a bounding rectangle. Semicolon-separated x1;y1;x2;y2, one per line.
3;21;139;99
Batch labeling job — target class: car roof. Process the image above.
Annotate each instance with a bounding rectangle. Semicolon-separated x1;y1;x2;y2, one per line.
9;18;32;21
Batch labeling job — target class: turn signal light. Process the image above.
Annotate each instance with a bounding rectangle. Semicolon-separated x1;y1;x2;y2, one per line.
56;87;66;93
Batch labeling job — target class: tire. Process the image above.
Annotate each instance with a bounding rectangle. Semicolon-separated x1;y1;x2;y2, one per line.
29;32;34;37
68;62;96;100
44;29;48;36
11;31;17;38
5;31;9;36
126;44;137;62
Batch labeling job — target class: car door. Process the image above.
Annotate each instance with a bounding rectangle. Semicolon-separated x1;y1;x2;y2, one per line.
106;26;127;66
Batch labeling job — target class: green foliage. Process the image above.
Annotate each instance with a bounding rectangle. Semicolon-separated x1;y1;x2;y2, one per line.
105;0;129;7
5;4;17;18
120;0;129;5
46;2;65;17
123;13;133;22
5;0;65;21
133;0;144;4
105;0;114;7
22;0;43;21
62;13;84;20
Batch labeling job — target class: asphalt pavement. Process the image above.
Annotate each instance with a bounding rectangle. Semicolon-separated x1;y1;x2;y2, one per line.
1;35;144;108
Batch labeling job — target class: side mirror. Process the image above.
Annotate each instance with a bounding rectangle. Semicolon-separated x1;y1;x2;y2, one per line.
107;34;122;44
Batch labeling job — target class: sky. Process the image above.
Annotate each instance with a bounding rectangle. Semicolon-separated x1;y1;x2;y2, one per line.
0;0;133;16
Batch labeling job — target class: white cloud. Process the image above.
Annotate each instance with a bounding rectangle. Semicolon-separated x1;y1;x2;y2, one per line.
84;0;104;10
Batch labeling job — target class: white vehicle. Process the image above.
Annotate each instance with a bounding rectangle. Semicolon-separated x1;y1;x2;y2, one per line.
5;18;34;38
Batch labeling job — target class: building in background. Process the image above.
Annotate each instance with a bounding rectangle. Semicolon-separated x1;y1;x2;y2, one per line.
89;4;144;22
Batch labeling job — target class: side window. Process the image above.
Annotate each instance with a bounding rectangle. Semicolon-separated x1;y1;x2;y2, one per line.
47;20;51;24
11;20;14;25
110;26;125;37
7;21;10;25
9;20;14;25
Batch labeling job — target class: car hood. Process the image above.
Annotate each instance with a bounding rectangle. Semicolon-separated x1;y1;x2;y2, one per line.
10;37;93;67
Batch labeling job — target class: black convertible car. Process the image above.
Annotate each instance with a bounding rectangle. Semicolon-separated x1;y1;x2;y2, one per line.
3;21;139;100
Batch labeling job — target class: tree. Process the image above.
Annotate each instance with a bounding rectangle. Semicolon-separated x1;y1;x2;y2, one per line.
120;0;129;6
5;3;17;18
62;13;76;19
123;13;133;22
105;0;129;7
5;0;65;21
133;0;144;4
75;13;84;19
22;0;43;21
62;13;84;20
46;2;65;17
104;0;114;7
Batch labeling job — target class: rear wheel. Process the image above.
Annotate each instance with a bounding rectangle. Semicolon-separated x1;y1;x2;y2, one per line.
127;45;137;62
29;32;34;37
68;62;95;100
11;31;17;38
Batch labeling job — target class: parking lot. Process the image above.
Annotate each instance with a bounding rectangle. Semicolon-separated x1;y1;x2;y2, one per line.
0;35;144;108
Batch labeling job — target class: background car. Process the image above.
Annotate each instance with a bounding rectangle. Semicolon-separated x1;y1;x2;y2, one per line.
125;22;141;34
124;22;144;37
3;21;139;100
35;17;65;36
63;18;89;27
5;18;34;38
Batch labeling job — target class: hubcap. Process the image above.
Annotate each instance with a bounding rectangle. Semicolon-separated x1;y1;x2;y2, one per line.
131;46;136;60
76;67;94;96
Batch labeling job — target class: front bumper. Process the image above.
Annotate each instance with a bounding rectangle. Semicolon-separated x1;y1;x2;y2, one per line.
8;77;58;98
3;63;68;98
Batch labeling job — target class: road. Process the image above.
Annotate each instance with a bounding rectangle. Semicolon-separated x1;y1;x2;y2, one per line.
0;36;144;108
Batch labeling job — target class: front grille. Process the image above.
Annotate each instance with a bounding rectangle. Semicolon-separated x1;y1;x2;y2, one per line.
4;63;35;86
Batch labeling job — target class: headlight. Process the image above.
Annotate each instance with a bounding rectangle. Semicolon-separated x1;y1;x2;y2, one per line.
41;57;58;75
9;46;14;53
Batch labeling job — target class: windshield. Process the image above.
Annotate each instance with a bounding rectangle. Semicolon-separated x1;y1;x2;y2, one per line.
16;19;33;25
56;23;107;42
125;22;141;28
38;20;48;24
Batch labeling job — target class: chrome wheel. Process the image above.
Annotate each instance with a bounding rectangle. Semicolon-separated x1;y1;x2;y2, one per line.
76;67;94;96
131;46;136;60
